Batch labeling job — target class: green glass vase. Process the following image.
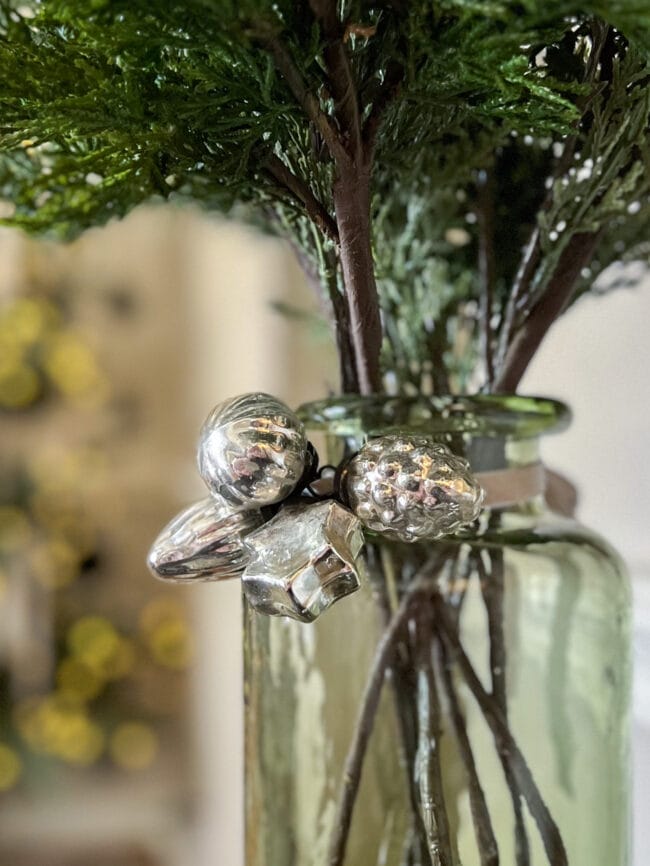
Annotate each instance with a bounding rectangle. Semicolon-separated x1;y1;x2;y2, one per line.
244;396;631;866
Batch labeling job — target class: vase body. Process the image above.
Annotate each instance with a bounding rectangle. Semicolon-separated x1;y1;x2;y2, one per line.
244;397;631;866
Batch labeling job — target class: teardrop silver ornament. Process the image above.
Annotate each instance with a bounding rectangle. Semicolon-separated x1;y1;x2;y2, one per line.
344;435;484;543
242;500;364;623
147;497;264;582
197;392;308;507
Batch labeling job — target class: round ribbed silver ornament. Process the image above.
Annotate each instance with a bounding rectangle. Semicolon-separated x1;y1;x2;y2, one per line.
197;392;308;507
344;435;484;543
147;496;264;582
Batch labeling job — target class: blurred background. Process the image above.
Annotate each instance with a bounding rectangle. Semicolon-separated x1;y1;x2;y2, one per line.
0;204;647;866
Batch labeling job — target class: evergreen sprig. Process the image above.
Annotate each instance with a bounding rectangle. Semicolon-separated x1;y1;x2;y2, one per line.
0;1;648;393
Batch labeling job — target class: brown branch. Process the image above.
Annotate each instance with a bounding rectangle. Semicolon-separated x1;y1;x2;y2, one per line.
327;553;448;866
275;223;357;392
309;0;363;161
251;25;349;166
265;153;339;243
414;608;455;866
326;577;427;866
254;17;382;394
373;547;431;856
362;60;404;160
325;255;360;393
496;20;611;375
439;640;499;866
497;226;542;371
494;231;601;393
307;0;384;393
333;162;383;393
477;552;530;866
476;169;496;388
432;592;568;866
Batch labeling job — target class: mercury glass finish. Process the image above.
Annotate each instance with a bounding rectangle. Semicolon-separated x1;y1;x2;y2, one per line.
243;500;364;623
197;392;308;507
147;496;263;581
344;435;484;542
245;396;631;866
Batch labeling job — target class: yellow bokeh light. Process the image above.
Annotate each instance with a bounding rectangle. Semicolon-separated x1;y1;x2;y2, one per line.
0;340;24;371
43;331;109;406
29;538;80;589
102;636;136;680
109;722;158;771
56;658;103;702
68;616;117;656
67;617;135;680
0;506;31;553
14;695;104;766
28;446;108;495
139;597;186;635
139;598;193;670
0;744;22;792
147;618;193;671
0;364;41;408
28;499;97;558
0;297;58;347
55;715;104;766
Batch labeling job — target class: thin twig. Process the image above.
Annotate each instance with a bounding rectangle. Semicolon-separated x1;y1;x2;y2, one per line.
494;230;601;392
327;552;449;866
374;547;431;860
265;153;339;243
426;300;454;395
438;639;499;866
266;212;357;392
327;573;429;866
477;551;530;866
309;0;363;161
475;169;496;388
496;225;541;371
363;59;404;160
432;592;569;866
251;24;349;166
414;608;455;866
324;251;359;393
496;20;611;376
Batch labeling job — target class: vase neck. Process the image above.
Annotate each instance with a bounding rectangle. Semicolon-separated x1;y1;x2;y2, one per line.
464;432;540;473
470;440;544;509
299;396;566;510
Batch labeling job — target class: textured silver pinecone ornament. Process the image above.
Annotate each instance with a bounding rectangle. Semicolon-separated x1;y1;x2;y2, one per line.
242;500;364;622
197;392;308;507
344;435;484;542
147;497;264;582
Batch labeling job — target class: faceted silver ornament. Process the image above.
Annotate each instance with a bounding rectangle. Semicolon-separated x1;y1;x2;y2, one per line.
344;435;485;543
147;497;264;582
242;500;364;622
197;392;308;507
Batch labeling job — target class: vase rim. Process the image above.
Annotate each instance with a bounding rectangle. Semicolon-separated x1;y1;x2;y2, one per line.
297;394;570;439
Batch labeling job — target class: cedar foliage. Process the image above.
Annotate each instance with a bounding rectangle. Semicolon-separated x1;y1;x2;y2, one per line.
0;1;649;393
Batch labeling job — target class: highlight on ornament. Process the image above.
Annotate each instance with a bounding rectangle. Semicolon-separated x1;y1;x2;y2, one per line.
147;392;485;622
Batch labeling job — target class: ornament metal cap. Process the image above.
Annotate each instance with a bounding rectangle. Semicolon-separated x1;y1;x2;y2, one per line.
242;500;364;622
147;497;264;582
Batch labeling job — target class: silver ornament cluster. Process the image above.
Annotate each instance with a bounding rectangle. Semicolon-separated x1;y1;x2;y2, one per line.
344;435;485;543
148;392;485;623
